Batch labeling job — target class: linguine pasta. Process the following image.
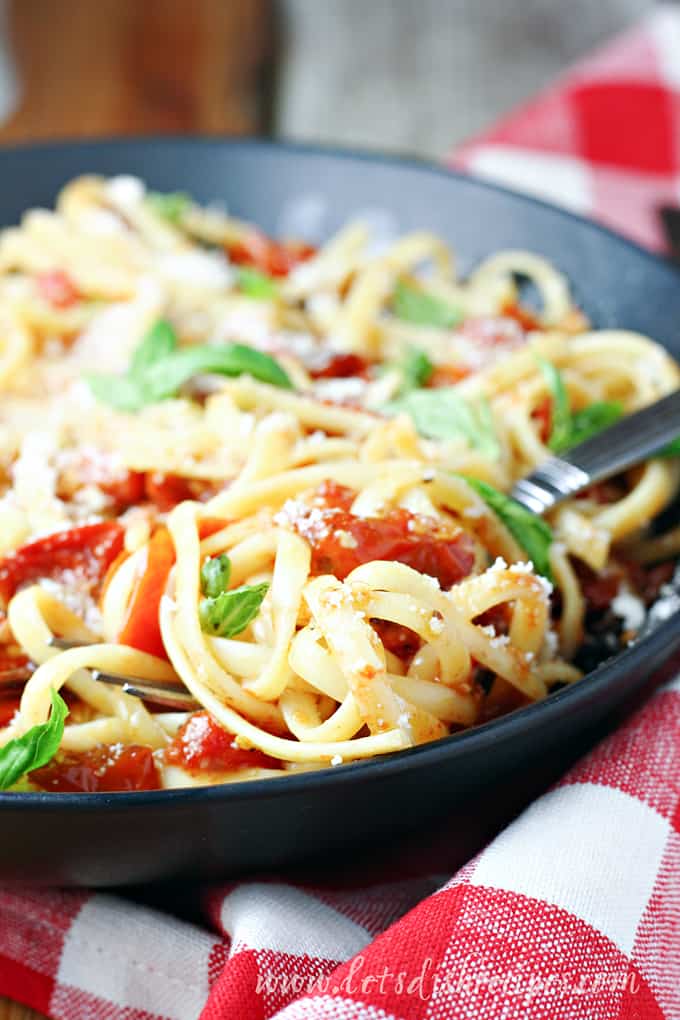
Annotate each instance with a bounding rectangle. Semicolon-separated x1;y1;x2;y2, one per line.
0;174;678;792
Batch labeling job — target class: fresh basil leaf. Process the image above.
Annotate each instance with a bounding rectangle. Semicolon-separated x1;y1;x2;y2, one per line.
568;401;623;447
85;374;148;412
385;387;499;459
536;357;623;454
199;582;269;638
130;319;178;377
141;342;292;400
146;190;192;225
0;688;68;791
460;475;553;580
393;282;462;329
656;434;680;458
201;554;232;599
236;266;279;301
536;356;572;453
396;346;434;394
87;327;293;410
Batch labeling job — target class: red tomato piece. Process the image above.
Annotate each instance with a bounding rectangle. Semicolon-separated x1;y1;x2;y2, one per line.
372;619;421;660
35;269;81;308
198;517;230;540
101;470;146;508
0;649;29;674
287;482;475;588
144;472;195;511
32;744;161;792
573;562;621;613
118;528;175;659
56;451;146;511
502;300;541;332
228;230;316;278
310;353;370;379
144;472;216;511
0;522;124;608
0;696;21;727
623;560;675;606
532;396;552;443
164;712;280;773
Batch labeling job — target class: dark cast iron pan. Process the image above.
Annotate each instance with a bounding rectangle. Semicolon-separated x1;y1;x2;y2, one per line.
1;138;679;886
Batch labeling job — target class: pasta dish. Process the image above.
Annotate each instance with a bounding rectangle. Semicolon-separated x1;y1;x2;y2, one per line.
0;175;678;792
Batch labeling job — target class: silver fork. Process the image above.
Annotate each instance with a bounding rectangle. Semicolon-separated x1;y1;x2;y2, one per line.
511;389;680;514
47;637;199;709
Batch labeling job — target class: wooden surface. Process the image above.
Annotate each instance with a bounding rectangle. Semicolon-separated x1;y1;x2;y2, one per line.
0;999;45;1020
0;0;273;141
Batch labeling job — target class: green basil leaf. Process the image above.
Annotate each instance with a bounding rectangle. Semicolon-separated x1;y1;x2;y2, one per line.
393;282;462;329
199;582;269;638
87;329;293;410
85;374;149;412
236;266;279;301
396;346;434;394
201;554;232;598
535;356;572;453
460;476;553;580
385;387;499;459
141;342;292;400
568;401;623;447
130;319;178;377
146;190;192;225
656;434;680;458
0;688;68;791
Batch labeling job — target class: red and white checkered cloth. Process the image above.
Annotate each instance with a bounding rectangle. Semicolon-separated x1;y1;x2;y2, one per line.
451;5;680;252
2;8;680;1019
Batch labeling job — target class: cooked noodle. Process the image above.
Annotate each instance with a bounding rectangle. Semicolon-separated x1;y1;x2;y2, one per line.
0;175;677;791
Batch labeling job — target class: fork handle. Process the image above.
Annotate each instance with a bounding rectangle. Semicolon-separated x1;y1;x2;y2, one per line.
511;388;680;514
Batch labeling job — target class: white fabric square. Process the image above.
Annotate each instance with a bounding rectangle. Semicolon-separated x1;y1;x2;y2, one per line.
649;8;680;89
221;882;371;960
466;145;593;214
470;783;669;956
56;894;216;1020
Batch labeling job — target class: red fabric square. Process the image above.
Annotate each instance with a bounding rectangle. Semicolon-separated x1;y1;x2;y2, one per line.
571;82;677;173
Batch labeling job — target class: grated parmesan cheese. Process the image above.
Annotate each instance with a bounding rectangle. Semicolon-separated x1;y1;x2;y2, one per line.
611;587;645;632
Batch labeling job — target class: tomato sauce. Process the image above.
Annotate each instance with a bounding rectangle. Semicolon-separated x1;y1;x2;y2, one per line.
286;481;475;588
0;522;124;608
32;744;161;792
164;712;280;773
227;230;316;278
35;269;80;308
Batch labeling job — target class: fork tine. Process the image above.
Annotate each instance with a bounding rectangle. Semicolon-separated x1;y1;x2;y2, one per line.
92;670;200;710
47;636;85;650
47;639;199;710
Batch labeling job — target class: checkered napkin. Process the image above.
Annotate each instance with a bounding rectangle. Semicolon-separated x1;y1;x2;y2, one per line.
2;9;680;1019
451;5;680;252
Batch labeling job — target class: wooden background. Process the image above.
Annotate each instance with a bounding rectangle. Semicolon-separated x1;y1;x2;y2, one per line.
0;0;273;143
